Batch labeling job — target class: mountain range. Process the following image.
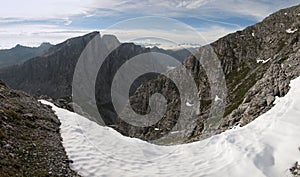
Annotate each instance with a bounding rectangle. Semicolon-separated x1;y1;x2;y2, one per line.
0;3;300;177
0;4;299;145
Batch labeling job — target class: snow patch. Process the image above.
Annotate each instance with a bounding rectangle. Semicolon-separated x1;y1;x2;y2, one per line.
40;77;300;176
286;28;298;34
185;101;193;107
252;32;255;37
257;58;271;64
214;95;222;102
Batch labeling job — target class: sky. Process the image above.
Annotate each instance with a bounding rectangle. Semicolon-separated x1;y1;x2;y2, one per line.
0;0;299;49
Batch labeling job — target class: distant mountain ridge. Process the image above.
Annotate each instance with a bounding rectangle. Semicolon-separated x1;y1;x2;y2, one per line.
0;32;191;100
0;43;52;68
0;32;99;98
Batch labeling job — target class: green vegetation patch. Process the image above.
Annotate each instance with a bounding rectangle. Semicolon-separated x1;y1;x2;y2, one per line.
3;109;22;125
0;128;7;140
25;119;36;128
277;39;286;53
225;72;258;117
226;63;251;89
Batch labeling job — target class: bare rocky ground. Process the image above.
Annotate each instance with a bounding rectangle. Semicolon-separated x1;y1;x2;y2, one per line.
0;80;79;176
291;161;300;177
290;147;300;177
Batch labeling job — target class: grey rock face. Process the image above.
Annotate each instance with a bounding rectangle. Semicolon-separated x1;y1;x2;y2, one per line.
192;4;300;142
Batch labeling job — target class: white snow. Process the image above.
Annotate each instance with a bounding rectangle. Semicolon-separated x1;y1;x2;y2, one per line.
286;28;298;34
40;77;300;177
214;95;222;102
185;101;193;107
257;58;271;64
252;32;255;37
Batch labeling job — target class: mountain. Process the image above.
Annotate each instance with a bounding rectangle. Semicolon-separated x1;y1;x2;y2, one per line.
0;4;300;144
0;32;99;99
0;80;78;176
0;32;189;100
0;43;52;68
105;4;300;143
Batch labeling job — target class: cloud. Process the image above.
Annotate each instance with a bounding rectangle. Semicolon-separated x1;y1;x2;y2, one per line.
64;18;73;26
1;0;93;20
2;0;299;21
90;0;300;20
102;24;237;45
198;25;237;42
0;0;299;49
0;20;235;49
202;0;299;20
0;23;95;49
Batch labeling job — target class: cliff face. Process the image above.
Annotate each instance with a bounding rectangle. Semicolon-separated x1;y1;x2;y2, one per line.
187;4;300;142
0;80;78;176
211;4;300;117
209;4;300;139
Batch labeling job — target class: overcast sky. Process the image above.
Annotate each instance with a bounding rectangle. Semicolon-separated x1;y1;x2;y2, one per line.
0;0;299;49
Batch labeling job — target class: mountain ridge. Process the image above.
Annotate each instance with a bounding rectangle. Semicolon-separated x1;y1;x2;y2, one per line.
0;42;53;68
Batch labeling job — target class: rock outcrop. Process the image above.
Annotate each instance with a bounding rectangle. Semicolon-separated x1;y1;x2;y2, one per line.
290;161;300;176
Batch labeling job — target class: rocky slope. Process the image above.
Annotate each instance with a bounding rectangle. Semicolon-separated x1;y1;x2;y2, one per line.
0;43;52;68
291;164;300;177
111;4;300;143
0;80;78;176
203;4;300;141
291;152;300;177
